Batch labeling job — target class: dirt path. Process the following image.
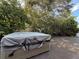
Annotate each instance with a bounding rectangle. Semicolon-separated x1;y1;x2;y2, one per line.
31;37;79;59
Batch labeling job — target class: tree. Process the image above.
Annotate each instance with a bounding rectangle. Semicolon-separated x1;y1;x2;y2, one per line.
0;0;27;34
62;17;78;36
1;0;75;36
22;0;78;36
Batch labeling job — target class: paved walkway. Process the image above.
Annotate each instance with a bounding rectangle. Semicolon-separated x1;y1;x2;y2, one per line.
31;37;79;59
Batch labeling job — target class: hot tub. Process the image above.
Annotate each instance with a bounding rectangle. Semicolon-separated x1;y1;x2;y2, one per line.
0;32;51;59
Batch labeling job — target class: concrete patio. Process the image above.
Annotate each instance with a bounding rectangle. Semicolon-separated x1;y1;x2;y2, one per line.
30;37;79;59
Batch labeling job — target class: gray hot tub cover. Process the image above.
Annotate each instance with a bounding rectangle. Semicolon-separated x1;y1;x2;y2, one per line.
1;32;51;50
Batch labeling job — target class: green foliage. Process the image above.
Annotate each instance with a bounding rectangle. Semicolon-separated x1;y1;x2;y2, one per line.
67;0;71;2
0;0;77;37
24;0;78;36
62;17;78;36
0;0;27;34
